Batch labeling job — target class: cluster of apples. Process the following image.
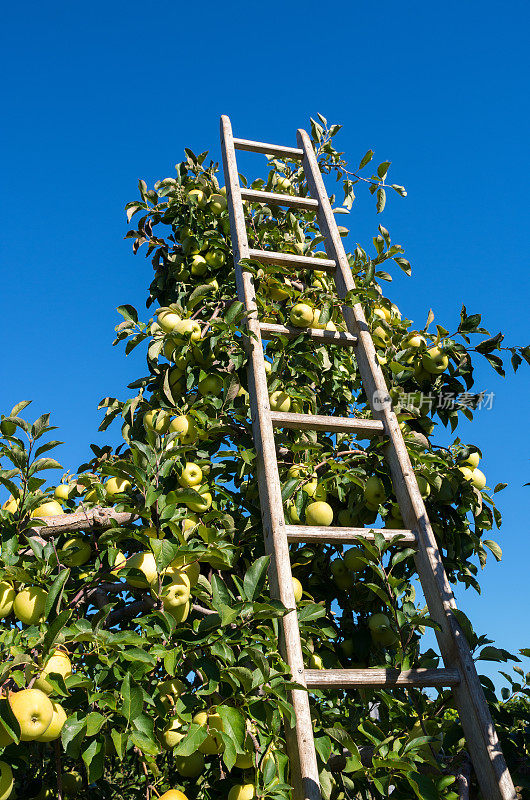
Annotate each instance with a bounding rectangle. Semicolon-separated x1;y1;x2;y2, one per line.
457;450;486;490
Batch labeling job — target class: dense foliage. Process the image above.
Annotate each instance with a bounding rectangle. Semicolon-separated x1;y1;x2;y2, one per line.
0;115;528;800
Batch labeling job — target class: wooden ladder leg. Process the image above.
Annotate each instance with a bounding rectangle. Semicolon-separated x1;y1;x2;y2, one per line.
220;115;321;800
296;127;517;800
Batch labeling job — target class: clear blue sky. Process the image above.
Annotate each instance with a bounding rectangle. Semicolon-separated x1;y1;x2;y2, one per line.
1;1;529;684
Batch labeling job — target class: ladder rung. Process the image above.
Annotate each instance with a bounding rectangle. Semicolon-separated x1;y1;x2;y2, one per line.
233;137;304;160
305;668;461;689
285;525;416;546
241;188;318;210
248;248;336;272
260;322;357;347
270;411;385;436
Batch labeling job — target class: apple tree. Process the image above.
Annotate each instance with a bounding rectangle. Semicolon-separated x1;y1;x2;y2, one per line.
0;114;528;800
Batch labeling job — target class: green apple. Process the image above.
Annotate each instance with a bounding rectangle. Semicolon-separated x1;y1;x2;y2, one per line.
143;409;170;434
182;236;200;256
61;771;83;795
125;552;158;588
0;419;16;437
292;577;303;604
331;559;354;590
364;476;386;509
228;784;255;800
308;652;324;670
178;463;203;488
205;249;226;269
157;309;182;333
35;700;67;741
368;613;398;646
209;194;227;215
158;678;187;710
31;499;63;518
372;305;391;322
9;688;53;740
0;582;15;618
305;501;333;527
13;587;48;625
190;255;208;276
416;475;431;499
269;391;291;412
198;375;223;397
343;548;365;572
422;346;448;375
290;303;314;328
337;508;357;527
174;751;205;778
0;761;13;800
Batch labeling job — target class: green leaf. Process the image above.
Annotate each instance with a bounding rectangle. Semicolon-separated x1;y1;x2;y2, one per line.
376;187;386;213
111;729;127;760
82;738;105;782
130;730;159;756
121;673;143;722
243;555;270;601
174;723;208;756
44;569;70;618
150;538;181;573
225;301;244;324
217;705;246;751
483;539;502;561
29;458;63;474
358;151;373;170
62;713;87;753
377;161;391;179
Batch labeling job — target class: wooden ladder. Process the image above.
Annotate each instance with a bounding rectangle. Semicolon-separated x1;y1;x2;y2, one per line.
219;115;516;800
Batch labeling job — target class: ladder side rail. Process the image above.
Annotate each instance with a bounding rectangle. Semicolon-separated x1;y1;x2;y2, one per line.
297;127;516;800
220;115;321;800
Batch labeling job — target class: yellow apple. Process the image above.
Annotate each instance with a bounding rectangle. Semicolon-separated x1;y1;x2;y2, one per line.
191;255;208;276
111;550;127;575
470;468;486;490
157;309;182;333
35;701;67;741
228;785;255;800
143;409;170;434
372;305;391;322
308;652;324;670
0;582;15;618
404;332;426;349
209;194;227;215
174;752;205;778
174;319;202;342
269;391;291;412
159;790;189;800
372;325;390;347
185;488;212;513
60;536;92;567
178;463;203;488
416;475;431;499
9;688;53;740
158;678;187;711
2;496;18;514
194;710;224;754
13;587;48;625
205;249;226;269
302;478;327;501
54;484;70;501
125;552;158;588
31;499;63;518
161;574;191;611
305;501;333;527
0;761;13;800
169;415;197;443
274;175;291;192
33;651;72;695
463;451;480;469
161;717;184;750
105;477;131;496
187;188;207;207
166;601;190;623
292;577;303;604
290;303;314;328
